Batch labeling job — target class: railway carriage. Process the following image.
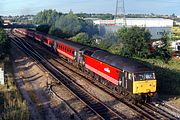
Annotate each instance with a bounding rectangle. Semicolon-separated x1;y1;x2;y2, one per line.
27;29;35;38
14;28;27;35
55;38;87;66
42;35;54;48
34;32;44;42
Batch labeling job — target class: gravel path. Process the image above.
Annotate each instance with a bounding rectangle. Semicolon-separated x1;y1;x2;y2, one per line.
11;43;42;120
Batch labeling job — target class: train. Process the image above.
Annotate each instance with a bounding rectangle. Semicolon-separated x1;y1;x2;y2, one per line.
14;28;157;102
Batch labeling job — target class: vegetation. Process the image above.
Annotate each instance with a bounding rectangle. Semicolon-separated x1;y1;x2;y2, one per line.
33;9;62;25
0;29;29;119
92;32;118;50
172;26;180;40
0;29;10;60
116;27;151;58
55;11;82;37
151;32;172;63
0;58;29;120
69;32;90;45
33;10;98;38
140;58;180;96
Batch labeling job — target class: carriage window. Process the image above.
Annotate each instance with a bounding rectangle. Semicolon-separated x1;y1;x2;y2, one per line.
128;73;133;80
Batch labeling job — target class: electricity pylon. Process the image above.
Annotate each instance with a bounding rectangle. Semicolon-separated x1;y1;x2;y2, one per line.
115;0;126;26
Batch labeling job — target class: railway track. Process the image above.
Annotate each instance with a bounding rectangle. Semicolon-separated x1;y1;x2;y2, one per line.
9;32;124;120
151;99;180;119
136;103;177;120
12;31;179;120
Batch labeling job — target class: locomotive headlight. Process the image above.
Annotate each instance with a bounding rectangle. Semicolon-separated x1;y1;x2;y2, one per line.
136;85;139;89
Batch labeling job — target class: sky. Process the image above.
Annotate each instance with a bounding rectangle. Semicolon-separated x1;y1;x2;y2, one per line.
0;0;180;16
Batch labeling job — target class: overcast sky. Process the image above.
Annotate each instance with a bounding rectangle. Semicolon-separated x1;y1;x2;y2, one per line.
0;0;180;16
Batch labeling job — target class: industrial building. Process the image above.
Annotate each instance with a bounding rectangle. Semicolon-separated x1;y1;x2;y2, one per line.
93;18;173;39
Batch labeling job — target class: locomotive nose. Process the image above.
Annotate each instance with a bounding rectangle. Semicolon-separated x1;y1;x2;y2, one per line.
133;80;156;94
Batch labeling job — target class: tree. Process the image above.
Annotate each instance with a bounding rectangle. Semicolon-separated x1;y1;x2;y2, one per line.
80;19;99;37
108;43;123;55
55;12;81;37
117;26;151;58
33;9;99;38
48;26;66;38
69;33;90;45
90;32;118;50
33;9;62;25
153;31;172;63
0;29;9;59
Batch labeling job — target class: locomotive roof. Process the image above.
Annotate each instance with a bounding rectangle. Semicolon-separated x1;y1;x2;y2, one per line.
91;50;153;73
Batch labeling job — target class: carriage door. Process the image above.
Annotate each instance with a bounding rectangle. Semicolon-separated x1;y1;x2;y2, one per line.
119;72;126;88
74;51;78;62
52;41;56;52
79;51;84;65
123;71;128;89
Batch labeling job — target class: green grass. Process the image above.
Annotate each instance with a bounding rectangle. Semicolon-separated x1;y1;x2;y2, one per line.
139;58;180;96
0;56;29;120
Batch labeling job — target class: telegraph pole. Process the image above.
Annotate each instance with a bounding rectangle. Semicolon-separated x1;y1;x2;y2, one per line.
115;0;126;26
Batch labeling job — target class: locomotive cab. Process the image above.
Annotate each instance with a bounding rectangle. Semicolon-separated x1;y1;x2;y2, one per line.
133;72;156;95
118;70;157;101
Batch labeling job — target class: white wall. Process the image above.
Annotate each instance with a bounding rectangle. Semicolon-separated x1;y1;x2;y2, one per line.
93;18;173;39
94;18;173;27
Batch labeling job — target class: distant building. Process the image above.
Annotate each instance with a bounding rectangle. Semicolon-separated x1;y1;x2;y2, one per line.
3;20;12;26
93;18;173;39
170;40;180;58
175;21;180;26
